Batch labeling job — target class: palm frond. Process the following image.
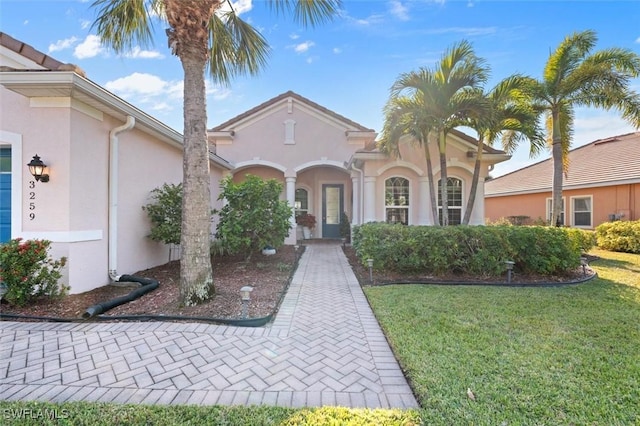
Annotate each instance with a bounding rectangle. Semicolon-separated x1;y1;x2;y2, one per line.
267;0;341;27
91;0;157;52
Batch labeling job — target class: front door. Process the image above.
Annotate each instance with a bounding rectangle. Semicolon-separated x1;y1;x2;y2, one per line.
322;184;343;238
0;148;11;243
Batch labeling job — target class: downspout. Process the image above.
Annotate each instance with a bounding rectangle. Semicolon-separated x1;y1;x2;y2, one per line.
109;116;135;281
351;161;364;224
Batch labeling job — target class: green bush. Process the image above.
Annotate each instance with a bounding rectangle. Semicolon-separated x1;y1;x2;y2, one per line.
352;223;591;277
142;183;182;245
0;238;68;306
596;220;640;253
214;175;292;260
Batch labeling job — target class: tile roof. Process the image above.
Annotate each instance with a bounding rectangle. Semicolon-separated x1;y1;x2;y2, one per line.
485;132;640;196
1;32;64;71
209;90;375;132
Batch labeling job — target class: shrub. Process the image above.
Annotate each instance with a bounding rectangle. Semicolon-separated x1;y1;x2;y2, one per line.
352;223;590;277
596;220;640;253
142;183;182;246
214;175;292;260
0;238;68;306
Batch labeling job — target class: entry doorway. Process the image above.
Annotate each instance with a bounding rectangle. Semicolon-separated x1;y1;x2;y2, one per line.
322;184;343;238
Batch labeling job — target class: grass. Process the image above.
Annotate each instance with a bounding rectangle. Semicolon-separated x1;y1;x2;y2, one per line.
1;249;637;425
364;248;640;425
0;403;420;425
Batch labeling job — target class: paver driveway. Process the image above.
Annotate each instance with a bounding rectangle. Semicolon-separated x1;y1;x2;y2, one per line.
0;244;418;409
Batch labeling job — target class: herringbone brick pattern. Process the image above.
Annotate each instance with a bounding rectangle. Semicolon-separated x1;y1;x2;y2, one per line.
0;245;418;408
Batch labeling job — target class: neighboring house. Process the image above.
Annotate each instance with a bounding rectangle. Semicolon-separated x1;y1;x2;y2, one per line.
0;32;231;294
1;32;509;294
485;132;640;229
209;91;510;244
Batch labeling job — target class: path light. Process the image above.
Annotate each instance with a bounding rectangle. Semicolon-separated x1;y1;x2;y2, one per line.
505;260;515;284
0;282;7;303
580;257;588;276
240;286;253;319
367;258;374;284
27;154;50;182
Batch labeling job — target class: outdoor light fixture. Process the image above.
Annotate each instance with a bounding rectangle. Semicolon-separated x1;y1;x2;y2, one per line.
505;260;515;284
27;154;50;182
367;258;374;284
580;257;588;276
240;286;253;319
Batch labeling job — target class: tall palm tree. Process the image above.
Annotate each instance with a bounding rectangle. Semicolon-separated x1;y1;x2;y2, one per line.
526;30;640;226
91;0;340;306
391;40;489;225
379;95;439;224
462;76;545;225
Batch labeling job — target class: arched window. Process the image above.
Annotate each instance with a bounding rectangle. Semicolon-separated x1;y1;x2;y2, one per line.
295;188;308;217
385;177;409;225
438;177;463;225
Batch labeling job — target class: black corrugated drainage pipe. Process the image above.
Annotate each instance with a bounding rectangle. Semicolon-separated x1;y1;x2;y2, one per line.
82;275;159;319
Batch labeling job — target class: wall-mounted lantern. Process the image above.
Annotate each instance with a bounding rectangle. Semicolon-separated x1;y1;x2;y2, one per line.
27;154;50;182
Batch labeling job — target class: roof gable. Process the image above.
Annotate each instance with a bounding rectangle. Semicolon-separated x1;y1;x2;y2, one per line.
485;132;640;196
210;91;375;133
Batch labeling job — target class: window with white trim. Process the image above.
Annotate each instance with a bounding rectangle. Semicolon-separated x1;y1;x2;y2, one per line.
438;177;463;225
546;197;565;226
295;188;308;216
572;196;592;228
385;177;409;225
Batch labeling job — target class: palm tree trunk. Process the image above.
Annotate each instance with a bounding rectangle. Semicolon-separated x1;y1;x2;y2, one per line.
179;54;214;306
462;138;484;225
439;130;449;226
422;133;439;225
551;110;563;226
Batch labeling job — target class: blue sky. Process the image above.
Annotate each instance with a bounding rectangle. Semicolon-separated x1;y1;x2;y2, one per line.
1;0;639;176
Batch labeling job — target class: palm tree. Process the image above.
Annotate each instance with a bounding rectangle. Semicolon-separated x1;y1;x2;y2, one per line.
379;95;439;224
391;40;489;225
91;0;340;306
526;30;640;226
462;76;545;224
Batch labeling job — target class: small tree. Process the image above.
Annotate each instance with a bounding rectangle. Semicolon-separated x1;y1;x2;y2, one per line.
215;175;292;260
143;183;183;246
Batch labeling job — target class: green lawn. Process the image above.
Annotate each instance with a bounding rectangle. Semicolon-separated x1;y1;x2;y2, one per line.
364;248;640;425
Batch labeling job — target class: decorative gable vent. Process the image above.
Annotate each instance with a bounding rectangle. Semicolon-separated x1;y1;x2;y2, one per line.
284;119;296;145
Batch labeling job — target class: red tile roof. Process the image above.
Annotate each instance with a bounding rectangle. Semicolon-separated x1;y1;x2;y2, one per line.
485;132;640;196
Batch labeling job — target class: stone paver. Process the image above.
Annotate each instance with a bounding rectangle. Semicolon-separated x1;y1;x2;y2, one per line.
0;244;418;409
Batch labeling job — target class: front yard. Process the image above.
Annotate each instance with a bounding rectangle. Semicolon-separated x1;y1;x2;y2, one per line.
365;248;640;424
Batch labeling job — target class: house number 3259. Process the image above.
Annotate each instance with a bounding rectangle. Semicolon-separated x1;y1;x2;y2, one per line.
28;180;36;220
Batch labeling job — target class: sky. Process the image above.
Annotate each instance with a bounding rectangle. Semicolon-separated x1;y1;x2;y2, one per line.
1;0;639;177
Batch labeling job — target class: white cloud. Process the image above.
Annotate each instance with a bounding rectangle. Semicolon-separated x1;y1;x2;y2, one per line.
290;33;300;40
122;46;165;59
80;19;91;30
292;41;315;54
635;36;640;43
389;1;410;21
105;72;170;98
218;0;253;16
48;37;78;53
333;47;342;54
23;20;29;25
74;34;105;59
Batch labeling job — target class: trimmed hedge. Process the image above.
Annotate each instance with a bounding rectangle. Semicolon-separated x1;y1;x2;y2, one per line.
352;223;595;277
596;220;640;254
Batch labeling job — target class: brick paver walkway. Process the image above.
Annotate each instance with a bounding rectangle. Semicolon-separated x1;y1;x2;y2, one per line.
0;244;418;409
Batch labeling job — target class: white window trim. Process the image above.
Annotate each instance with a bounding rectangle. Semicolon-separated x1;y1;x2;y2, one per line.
384;176;411;225
437;176;464;225
546;197;566;226
570;195;593;229
295;185;312;216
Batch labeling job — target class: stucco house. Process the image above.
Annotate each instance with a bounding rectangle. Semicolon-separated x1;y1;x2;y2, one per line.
485;131;640;228
0;32;231;294
1;32;509;294
209;91;510;243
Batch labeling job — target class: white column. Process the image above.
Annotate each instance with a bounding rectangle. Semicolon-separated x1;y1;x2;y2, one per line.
351;175;360;225
285;176;297;244
363;176;377;223
417;177;431;225
469;177;485;225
